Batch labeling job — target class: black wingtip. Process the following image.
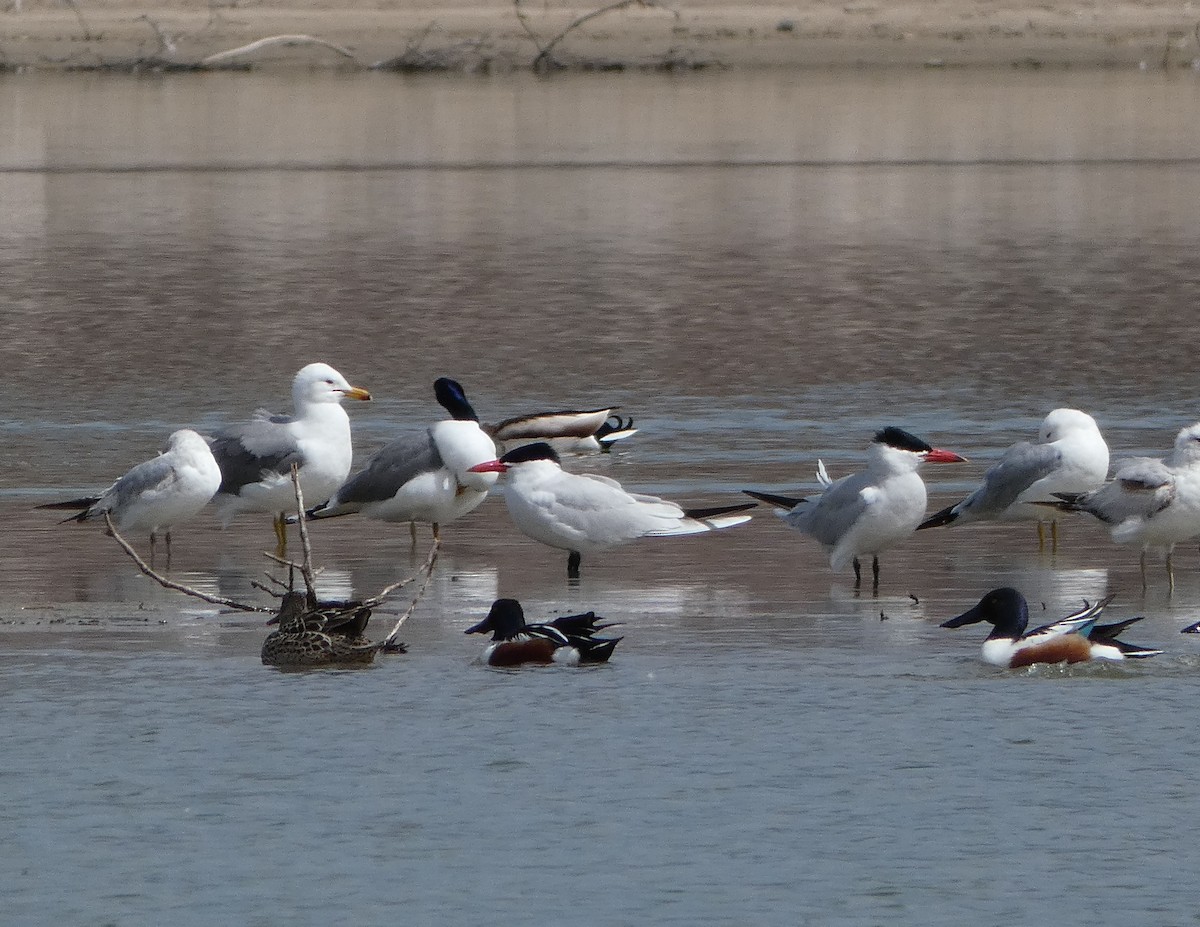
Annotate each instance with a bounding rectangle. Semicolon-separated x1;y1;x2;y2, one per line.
917;505;957;530
742;489;803;510
684;501;758;520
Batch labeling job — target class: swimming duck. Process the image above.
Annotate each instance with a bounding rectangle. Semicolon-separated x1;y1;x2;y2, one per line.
465;598;622;666
434;378;636;454
261;591;400;668
939;587;1161;668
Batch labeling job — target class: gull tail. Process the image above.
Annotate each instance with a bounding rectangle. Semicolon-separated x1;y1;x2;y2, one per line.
742;489;804;510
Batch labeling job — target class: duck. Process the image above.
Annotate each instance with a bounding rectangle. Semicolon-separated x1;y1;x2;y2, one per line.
435;379;636;454
260;591;403;668
744;427;967;592
918;408;1109;550
464;598;622;666
468;442;755;578
38;428;221;566
208;362;371;552
939;587;1161;668
304;378;498;540
1037;422;1200;591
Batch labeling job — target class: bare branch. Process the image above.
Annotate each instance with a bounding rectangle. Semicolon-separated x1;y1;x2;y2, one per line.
381;538;441;647
198;34;359;68
104;513;271;613
289;464;319;606
138;14;178;56
60;0;97;42
516;0;677;73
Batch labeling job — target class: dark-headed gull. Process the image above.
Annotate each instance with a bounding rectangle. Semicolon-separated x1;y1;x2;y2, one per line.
744;426;966;592
469;442;754;578
209;362;371;551
918;408;1108;550
38;428;221;565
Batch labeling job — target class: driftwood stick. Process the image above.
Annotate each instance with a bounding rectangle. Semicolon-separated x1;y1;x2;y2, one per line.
361;537;440;609
517;0;675;71
104;513;271;613
381;538;441;647
198;34;359;67
289;465;318;606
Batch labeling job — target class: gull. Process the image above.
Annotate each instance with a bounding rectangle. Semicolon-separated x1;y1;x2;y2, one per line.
38;429;221;565
305;377;498;540
940;587;1161;667
744;426;967;592
468;442;754;578
918;408;1109;550
435;381;636;454
1038;422;1200;591
208;362;371;551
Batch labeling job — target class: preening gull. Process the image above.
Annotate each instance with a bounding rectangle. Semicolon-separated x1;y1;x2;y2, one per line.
918;408;1109;549
744;427;967;593
469;442;755;579
307;377;498;539
38;428;221;564
208;362;371;550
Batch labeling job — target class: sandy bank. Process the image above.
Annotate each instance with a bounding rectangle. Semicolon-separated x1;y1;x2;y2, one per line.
0;1;1198;71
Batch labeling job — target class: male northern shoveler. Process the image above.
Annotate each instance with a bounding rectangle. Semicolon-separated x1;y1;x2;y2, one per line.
917;408;1109;551
465;598;622;667
261;591;403;668
744;427;967;593
469;443;754;579
939;587;1162;668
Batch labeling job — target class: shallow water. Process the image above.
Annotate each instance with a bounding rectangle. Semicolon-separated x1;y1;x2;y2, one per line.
4;68;1200;924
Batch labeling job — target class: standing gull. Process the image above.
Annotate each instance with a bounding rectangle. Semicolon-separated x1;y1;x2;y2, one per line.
38;428;221;565
744;427;967;592
468;442;754;578
209;362;371;550
1038;422;1200;591
306;377;498;540
918;408;1109;550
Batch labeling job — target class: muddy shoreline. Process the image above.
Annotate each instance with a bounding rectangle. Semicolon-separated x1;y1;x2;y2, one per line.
1;2;1198;72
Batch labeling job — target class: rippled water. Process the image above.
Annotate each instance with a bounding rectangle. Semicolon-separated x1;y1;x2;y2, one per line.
4;69;1200;924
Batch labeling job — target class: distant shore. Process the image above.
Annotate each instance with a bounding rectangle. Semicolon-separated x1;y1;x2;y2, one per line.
1;1;1198;72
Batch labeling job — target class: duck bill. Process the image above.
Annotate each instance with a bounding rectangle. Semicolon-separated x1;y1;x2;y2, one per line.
924;448;967;464
341;386;372;401
464;619;491;635
940;605;984;628
468;460;509;474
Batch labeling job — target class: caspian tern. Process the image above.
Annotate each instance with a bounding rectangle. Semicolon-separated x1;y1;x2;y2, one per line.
1038;422;1200;591
468;442;755;578
744;426;967;592
918;408;1109;550
208;363;371;552
940;587;1161;667
38;428;221;565
435;381;636;454
305;378;498;539
465;598;622;666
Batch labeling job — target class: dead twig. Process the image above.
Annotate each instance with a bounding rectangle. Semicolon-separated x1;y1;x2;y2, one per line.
380;538;440;647
104;513;272;613
198;34;360;68
138;15;178;57
515;0;677;73
60;0;98;42
288;464;319;607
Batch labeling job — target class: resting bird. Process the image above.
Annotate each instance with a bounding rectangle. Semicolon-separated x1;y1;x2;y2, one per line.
305;377;497;541
744;426;966;592
465;598;622;666
37;428;221;566
434;380;636;454
918;408;1109;550
260;591;403;668
469;442;754;578
940;587;1161;667
1037;422;1200;591
208;362;371;552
